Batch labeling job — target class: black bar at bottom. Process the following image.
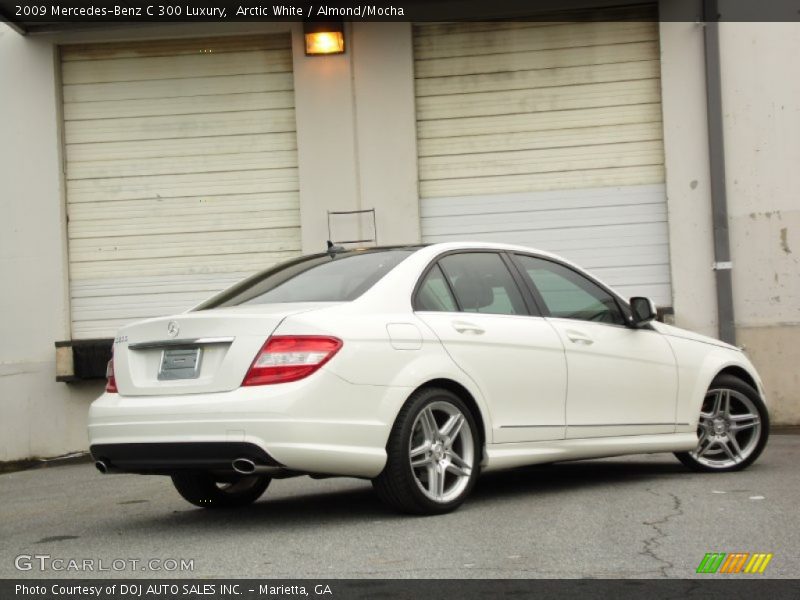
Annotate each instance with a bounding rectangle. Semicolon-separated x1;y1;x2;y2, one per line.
3;579;799;600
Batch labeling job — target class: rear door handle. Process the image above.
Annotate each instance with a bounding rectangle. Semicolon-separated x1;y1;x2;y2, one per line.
566;330;594;345
452;320;485;335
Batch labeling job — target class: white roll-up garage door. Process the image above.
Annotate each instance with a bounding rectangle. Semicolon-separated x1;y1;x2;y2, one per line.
61;34;300;339
414;7;673;306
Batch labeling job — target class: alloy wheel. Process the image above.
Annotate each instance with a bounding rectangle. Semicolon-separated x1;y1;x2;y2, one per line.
690;387;762;469
408;401;475;503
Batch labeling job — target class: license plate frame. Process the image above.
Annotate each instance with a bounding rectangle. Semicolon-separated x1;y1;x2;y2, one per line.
158;347;202;380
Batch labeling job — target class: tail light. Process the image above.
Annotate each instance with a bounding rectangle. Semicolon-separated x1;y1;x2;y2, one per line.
105;358;118;393
242;336;342;386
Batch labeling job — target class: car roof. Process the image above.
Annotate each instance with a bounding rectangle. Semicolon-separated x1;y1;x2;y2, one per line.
345;241;559;258
415;241;561;258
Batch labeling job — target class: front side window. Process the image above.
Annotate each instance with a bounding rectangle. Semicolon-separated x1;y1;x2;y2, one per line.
437;252;528;316
198;249;416;309
513;254;625;325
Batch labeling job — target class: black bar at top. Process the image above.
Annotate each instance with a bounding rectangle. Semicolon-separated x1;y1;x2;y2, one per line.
3;0;800;29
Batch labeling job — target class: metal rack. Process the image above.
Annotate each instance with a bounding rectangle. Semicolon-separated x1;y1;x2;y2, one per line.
326;208;378;246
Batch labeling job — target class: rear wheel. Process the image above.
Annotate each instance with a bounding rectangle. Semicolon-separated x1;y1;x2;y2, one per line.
171;471;271;508
373;387;480;515
675;374;769;472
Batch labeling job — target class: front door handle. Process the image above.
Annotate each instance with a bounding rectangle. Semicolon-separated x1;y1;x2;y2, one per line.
566;330;594;345
452;320;485;335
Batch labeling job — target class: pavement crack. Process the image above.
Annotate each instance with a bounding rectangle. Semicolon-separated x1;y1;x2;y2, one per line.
639;489;683;577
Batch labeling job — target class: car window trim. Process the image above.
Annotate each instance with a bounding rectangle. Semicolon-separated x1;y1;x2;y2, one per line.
509;252;635;328
501;251;546;317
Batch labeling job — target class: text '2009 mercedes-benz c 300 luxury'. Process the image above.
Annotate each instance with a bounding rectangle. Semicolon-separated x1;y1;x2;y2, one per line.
89;243;769;514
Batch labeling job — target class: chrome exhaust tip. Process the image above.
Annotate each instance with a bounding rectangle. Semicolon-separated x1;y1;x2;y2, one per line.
95;460;109;474
231;458;257;475
232;458;282;475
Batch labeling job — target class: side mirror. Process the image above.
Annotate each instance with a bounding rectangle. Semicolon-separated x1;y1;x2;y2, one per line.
629;297;657;327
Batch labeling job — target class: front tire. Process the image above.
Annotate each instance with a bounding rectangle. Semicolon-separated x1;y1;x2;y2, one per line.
373;387;480;515
675;374;769;472
171;471;271;509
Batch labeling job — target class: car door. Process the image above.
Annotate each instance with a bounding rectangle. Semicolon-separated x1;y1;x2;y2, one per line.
510;253;678;439
414;251;567;443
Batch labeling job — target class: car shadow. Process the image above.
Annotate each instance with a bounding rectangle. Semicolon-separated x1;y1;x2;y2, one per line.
470;459;688;505
128;458;690;531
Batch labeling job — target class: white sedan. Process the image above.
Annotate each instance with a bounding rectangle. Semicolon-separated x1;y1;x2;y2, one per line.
89;242;769;514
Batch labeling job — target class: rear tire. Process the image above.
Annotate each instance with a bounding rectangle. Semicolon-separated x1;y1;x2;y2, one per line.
373;387;480;515
675;374;769;472
171;471;270;509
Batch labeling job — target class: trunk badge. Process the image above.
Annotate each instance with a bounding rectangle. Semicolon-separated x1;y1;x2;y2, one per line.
167;321;179;337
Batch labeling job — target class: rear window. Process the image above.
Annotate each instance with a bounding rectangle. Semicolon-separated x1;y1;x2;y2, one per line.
197;249;417;309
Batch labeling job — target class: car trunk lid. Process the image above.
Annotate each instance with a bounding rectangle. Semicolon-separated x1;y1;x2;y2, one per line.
112;303;335;396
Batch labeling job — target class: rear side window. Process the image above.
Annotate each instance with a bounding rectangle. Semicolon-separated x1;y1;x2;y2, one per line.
199;249;416;309
415;264;458;312
437;252;528;316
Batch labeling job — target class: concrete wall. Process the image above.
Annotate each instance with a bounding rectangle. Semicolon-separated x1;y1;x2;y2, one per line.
293;21;420;251
659;9;718;339
0;23;102;462
0;21;421;462
659;9;800;424
719;23;800;424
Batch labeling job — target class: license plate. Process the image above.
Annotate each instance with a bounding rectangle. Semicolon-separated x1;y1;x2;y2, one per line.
158;347;202;380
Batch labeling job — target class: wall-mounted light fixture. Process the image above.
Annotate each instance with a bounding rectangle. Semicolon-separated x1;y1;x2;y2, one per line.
304;21;345;55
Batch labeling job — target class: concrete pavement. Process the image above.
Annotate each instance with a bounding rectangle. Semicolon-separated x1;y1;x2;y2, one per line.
1;435;798;579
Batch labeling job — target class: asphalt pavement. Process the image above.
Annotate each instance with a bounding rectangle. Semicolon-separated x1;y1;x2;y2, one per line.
1;434;798;579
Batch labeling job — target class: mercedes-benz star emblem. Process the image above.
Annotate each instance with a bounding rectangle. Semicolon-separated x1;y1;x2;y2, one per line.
167;321;179;338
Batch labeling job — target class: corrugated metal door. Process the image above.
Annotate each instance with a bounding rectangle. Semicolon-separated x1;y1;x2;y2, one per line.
414;8;673;306
61;35;300;339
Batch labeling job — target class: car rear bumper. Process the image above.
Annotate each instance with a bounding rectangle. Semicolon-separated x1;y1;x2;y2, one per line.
90;441;282;474
87;369;412;478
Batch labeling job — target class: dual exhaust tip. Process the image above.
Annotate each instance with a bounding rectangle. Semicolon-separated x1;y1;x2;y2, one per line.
95;458;274;476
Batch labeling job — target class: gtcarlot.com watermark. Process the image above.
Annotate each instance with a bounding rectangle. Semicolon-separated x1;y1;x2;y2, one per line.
15;554;194;572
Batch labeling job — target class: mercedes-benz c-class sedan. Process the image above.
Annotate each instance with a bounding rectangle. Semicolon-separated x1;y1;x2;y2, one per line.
89;242;769;514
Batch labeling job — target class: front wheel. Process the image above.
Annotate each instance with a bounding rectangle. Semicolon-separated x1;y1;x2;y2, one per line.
675;374;769;472
373;387;481;515
171;472;271;509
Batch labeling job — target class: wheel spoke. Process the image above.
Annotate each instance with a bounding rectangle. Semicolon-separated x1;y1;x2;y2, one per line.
727;434;743;458
729;414;760;432
419;408;437;442
409;443;429;460
718;438;738;462
410;454;432;469
696;438;716;458
448;450;470;469
446;461;471;478
709;390;723;417
440;413;465;442
428;463;446;500
720;389;732;418
426;464;436;495
696;429;709;448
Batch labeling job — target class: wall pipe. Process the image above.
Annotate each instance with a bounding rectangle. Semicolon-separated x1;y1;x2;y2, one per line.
703;0;736;344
